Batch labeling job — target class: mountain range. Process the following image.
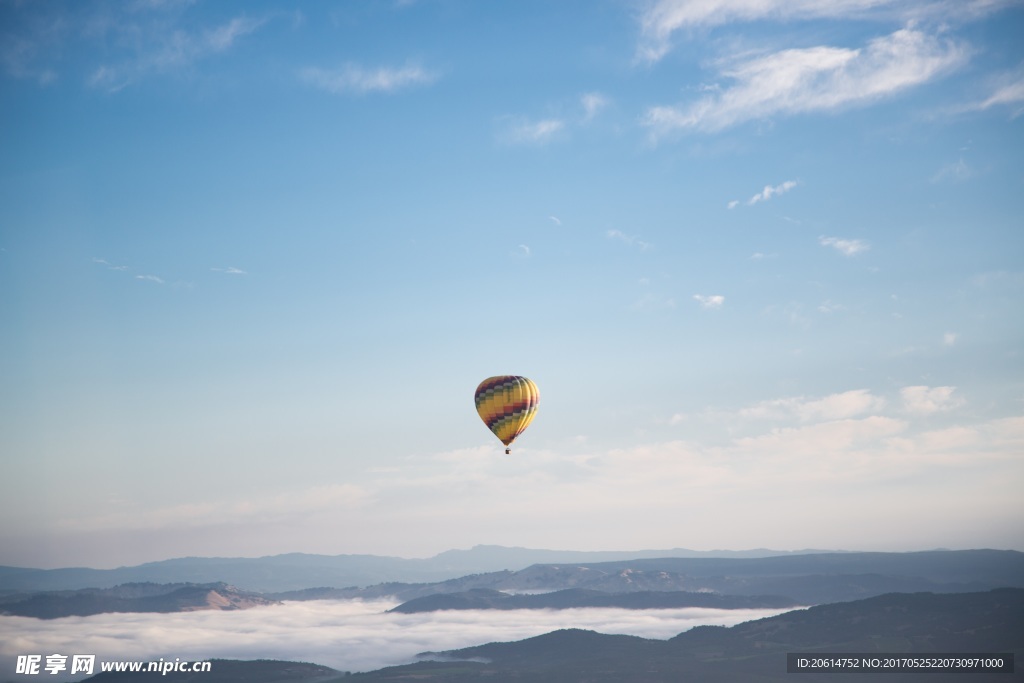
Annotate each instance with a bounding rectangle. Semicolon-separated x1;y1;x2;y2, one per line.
0;582;275;619
0;545;840;593
3;549;1022;618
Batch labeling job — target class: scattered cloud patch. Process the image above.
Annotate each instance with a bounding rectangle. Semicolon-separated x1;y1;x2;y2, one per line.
693;294;724;309
88;15;267;92
819;235;869;256
727;200;740;209
93;258;129;271
943;332;957;346
930;158;973;183
607;230;651;250
748;180;798;205
901;385;965;415
642;27;967;136
635;0;895;63
518;244;531;257
817;300;844;313
500;117;565;145
957;69;1024;117
581;92;609;121
300;62;438;94
740;389;886;422
135;274;165;284
211;266;246;275
548;216;562;226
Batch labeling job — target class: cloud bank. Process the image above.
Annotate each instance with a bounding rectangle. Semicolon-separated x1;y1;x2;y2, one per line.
0;601;792;679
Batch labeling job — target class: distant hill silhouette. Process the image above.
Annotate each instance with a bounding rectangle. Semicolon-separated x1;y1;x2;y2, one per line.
0;545;844;593
359;588;1023;682
389;587;800;613
277;549;1024;606
82;659;342;682
3;550;1021;617
0;582;276;619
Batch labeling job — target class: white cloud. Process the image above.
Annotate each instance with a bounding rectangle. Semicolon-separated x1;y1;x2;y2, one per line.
499;118;565;145
635;0;1012;64
518;244;531;257
636;0;894;63
943;332;957;346
958;70;1024;116
607;230;651;250
135;274;165;284
819;235;869;256
817;300;844;313
548;216;562;226
93;258;129;271
300;62;438;94
740;389;886;422
930;158;973;183
642;27;966;135
901;386;965;415
693;294;724;309
212;266;246;275
748;180;797;205
581;92;609;120
88;15;266;92
727;200;740;209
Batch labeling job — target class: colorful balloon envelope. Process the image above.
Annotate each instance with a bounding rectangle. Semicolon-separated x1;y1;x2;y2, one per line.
474;376;539;453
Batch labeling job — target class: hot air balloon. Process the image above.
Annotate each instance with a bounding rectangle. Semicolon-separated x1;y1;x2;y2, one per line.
474;375;539;454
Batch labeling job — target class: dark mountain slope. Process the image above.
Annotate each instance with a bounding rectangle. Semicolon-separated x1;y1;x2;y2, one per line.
351;588;1023;682
389;587;800;613
0;582;276;619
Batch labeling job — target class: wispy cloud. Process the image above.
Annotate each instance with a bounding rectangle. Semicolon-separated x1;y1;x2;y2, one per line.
819;235;869;256
135;274;165;284
300;62;438;95
636;0;893;64
943;332;957;346
581;92;609;121
930;158;973;183
500;118;565;145
901;385;965;415
642;27;967;136
738;180;798;206
211;266;247;275
956;69;1024;117
89;15;267;92
548;216;562;226
693;294;724;309
607;230;651;250
739;389;886;421
93;258;129;271
517;244;531;257
634;0;1012;64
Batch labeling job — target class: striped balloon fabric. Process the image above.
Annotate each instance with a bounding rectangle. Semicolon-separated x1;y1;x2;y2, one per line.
474;376;540;452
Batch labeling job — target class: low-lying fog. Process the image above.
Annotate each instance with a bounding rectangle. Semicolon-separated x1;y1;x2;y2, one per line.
1;599;799;678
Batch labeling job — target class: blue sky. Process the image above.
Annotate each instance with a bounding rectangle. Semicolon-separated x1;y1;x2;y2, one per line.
1;0;1022;569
